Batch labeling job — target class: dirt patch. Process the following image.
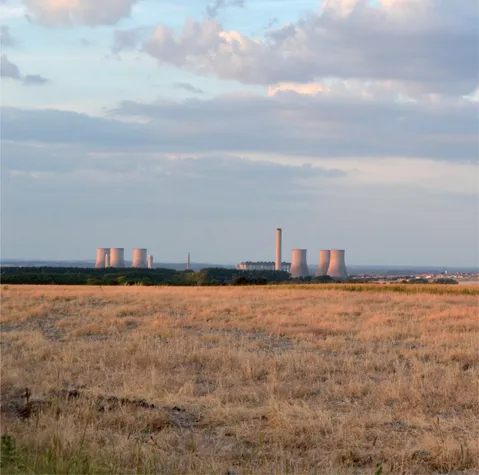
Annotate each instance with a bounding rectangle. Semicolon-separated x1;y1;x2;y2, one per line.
1;386;200;431
0;317;64;341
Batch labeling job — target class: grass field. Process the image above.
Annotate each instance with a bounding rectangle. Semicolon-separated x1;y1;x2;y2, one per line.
1;284;478;474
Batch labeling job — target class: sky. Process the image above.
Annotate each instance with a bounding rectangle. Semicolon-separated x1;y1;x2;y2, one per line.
1;0;478;267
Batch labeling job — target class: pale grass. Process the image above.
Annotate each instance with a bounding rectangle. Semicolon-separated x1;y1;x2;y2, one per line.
1;285;478;474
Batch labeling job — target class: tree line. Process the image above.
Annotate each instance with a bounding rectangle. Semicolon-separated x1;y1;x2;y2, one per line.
0;267;334;286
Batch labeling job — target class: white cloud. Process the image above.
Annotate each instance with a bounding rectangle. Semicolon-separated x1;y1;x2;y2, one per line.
0;4;28;21
24;0;139;26
1;54;21;79
0;54;49;84
0;25;16;46
1;87;476;163
140;0;477;95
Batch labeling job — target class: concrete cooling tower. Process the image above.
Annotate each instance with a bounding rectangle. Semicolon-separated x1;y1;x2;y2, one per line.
275;228;282;271
290;249;309;278
132;248;148;268
110;248;125;268
147;255;154;269
316;250;330;276
95;248;110;268
327;249;348;279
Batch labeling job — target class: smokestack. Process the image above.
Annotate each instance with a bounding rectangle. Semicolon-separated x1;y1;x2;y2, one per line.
290;249;309;278
327;249;348;279
95;248;109;268
316;250;330;276
187;252;190;270
104;253;110;268
110;248;125;268
275;228;282;271
147;255;153;269
132;248;148;268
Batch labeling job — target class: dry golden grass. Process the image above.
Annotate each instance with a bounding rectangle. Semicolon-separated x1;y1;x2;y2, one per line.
1;285;478;474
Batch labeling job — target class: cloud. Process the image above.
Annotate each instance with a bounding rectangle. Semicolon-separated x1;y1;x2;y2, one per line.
80;38;92;47
1;140;477;266
205;0;245;18
0;25;15;46
1;54;20;79
142;0;478;95
1;88;476;162
173;82;204;94
0;4;28;20
23;73;49;85
1;54;49;85
111;26;152;54
24;0;139;26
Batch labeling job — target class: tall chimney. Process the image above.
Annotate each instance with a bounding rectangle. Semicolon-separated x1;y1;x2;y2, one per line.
316;250;330;276
104;253;110;268
110;248;125;268
132;248;148;268
275;228;282;271
187;252;191;270
147;255;153;269
290;249;309;278
327;250;348;279
95;248;109;268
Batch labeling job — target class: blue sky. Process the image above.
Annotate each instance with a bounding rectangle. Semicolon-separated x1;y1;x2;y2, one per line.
1;0;478;266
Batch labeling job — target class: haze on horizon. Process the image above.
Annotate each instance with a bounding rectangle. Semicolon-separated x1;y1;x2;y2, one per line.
1;0;478;268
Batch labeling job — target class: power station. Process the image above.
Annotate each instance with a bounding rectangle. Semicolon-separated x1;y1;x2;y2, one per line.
94;227;349;278
95;248;147;269
236;228;349;279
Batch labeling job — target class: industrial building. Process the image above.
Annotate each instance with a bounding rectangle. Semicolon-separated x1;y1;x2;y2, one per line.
95;248;110;269
275;228;282;270
95;227;349;279
236;228;349;279
290;249;309;278
326;249;348;279
94;248;145;269
317;250;330;276
236;261;291;272
132;248;148;268
110;248;125;268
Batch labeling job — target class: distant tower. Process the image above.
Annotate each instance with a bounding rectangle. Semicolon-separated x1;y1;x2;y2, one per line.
187;252;191;270
104;253;110;268
132;248;148;268
275;228;282;271
147;255;153;269
327;250;348;279
110;248;125;268
316;250;330;276
290;249;309;278
95;248;110;268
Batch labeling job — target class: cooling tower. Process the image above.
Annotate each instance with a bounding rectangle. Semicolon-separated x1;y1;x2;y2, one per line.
290;249;309;278
104;253;110;268
327;250;348;279
95;248;109;268
132;248;148;268
110;248;125;268
275;228;282;271
147;255;153;269
316;250;331;276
